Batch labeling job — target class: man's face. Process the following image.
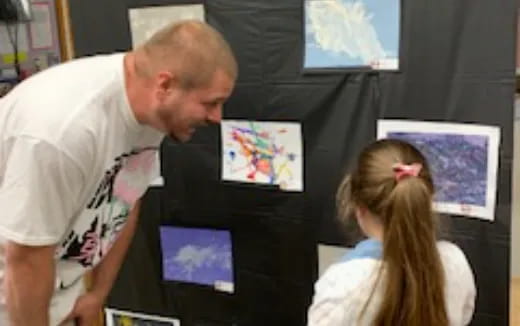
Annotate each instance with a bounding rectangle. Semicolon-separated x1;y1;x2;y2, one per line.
154;69;235;142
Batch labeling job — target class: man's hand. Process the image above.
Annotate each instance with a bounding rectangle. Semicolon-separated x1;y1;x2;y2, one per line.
61;292;103;326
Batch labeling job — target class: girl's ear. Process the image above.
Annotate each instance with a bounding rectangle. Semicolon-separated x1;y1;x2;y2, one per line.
354;205;369;238
355;205;367;220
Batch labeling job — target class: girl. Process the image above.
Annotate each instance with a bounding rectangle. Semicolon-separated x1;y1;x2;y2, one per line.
308;139;476;326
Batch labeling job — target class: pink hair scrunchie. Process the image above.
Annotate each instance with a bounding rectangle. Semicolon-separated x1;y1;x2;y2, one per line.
392;163;422;181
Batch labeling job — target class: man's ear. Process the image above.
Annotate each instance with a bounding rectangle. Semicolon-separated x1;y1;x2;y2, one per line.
155;71;179;98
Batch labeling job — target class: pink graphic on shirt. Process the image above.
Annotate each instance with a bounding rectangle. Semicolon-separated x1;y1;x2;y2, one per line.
112;178;142;205
113;150;157;205
59;147;159;272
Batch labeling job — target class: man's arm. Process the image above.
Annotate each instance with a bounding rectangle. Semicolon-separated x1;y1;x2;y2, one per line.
4;242;55;326
62;200;142;325
90;199;141;301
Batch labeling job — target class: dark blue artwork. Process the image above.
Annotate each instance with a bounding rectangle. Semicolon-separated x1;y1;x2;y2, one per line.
159;226;233;288
387;132;488;206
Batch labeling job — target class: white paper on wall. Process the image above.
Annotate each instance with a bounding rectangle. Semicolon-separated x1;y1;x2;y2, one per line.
128;4;205;48
318;244;352;276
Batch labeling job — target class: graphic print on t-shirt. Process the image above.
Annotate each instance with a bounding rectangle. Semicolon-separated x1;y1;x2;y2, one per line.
56;147;158;275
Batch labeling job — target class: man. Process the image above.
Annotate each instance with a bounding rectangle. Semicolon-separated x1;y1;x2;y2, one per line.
0;20;237;325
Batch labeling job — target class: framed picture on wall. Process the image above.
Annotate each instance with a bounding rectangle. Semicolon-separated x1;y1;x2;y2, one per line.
377;119;501;221
303;0;401;72
28;2;54;50
159;226;235;293
105;308;180;326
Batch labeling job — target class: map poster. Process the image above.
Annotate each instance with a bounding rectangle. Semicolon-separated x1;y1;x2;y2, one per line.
304;0;400;71
377;120;500;221
105;308;180;326
159;226;234;293
221;120;303;192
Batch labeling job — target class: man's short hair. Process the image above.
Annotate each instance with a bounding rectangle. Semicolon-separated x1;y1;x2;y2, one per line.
140;20;238;89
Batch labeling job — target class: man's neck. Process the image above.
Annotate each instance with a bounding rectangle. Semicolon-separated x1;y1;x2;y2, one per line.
123;52;149;125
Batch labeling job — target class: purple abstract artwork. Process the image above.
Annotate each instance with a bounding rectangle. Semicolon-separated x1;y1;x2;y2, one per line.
388;132;488;206
378;119;500;221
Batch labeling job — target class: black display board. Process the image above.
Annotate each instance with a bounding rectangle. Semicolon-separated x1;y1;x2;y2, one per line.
68;0;518;325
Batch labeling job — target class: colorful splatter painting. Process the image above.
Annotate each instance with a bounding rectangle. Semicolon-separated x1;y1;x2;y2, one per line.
221;120;303;191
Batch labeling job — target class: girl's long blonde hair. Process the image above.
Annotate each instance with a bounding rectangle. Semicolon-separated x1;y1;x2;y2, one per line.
337;139;448;326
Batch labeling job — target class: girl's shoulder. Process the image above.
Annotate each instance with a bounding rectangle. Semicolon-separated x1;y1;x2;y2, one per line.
436;240;472;269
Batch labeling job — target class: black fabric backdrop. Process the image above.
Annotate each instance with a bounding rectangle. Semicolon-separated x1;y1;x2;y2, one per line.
68;0;517;325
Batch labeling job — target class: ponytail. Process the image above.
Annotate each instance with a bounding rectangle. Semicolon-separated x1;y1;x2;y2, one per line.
374;176;448;326
342;139;449;326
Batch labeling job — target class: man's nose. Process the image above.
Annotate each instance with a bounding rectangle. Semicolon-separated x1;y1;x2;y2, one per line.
207;105;222;124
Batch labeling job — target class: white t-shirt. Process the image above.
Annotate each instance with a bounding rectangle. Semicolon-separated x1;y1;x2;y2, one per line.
308;239;476;326
0;53;164;325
